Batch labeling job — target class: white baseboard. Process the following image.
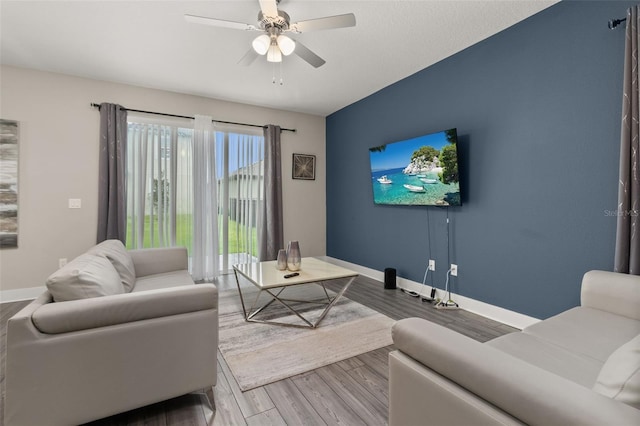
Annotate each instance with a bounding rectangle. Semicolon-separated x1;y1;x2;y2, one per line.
319;256;540;330
0;286;45;304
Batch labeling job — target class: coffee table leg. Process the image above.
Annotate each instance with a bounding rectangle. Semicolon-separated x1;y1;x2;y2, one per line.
321;282;332;302
233;268;249;320
247;288;285;320
261;288;315;327
313;276;356;327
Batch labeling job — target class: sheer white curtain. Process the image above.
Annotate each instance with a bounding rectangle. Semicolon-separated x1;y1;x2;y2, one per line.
126;116;193;251
192;115;219;281
126;115;263;277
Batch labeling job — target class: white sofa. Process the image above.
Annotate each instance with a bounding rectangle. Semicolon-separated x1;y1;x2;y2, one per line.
4;240;218;426
389;270;640;425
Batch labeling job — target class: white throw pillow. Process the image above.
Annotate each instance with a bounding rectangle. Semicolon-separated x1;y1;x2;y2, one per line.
87;239;136;292
46;254;124;302
592;334;640;409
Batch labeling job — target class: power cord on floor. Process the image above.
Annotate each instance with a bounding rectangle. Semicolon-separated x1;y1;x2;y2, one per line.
400;288;420;297
434;268;459;310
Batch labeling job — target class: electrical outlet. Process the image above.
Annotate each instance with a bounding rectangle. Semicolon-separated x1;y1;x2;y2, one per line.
59;258;67;268
428;259;436;271
68;198;82;209
450;264;458;276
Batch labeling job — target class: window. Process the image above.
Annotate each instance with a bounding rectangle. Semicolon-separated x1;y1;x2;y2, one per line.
125;115;264;275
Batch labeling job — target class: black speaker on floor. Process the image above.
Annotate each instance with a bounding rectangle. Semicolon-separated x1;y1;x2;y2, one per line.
384;268;396;290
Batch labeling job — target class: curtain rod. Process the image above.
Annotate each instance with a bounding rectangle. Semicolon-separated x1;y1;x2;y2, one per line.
90;103;296;133
609;17;626;30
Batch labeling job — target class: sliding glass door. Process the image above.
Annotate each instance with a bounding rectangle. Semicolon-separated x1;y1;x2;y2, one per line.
216;130;264;272
125;116;264;276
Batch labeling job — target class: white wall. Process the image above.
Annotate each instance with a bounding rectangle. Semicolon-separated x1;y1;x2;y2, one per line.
0;65;326;295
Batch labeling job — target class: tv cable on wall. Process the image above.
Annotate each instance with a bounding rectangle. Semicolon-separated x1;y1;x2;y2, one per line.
420;208;437;303
434;208;459;310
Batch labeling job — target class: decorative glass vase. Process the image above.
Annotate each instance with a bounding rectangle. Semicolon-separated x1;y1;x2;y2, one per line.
276;249;287;270
286;241;301;271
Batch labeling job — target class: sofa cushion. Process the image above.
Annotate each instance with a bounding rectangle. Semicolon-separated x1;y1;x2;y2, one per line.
487;331;603;387
46;254;124;302
132;270;195;292
87;239;136;292
522;307;640;362
593;334;640;409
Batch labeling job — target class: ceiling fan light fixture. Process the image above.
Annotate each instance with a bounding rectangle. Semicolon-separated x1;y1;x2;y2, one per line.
185;4;356;69
277;35;296;56
267;43;282;62
252;34;270;55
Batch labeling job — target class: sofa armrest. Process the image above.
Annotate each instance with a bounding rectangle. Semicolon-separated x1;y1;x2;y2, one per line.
581;270;640;320
4;292;53;343
129;247;188;277
389;350;524;426
392;318;640;426
31;284;217;334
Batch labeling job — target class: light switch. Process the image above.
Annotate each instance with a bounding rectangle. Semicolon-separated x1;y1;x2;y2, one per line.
68;198;81;209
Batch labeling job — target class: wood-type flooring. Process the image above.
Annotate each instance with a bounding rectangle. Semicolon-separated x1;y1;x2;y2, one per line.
0;272;517;425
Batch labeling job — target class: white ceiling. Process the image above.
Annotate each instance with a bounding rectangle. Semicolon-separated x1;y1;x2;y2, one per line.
0;0;557;116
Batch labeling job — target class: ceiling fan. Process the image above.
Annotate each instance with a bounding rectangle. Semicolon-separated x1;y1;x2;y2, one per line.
185;0;356;68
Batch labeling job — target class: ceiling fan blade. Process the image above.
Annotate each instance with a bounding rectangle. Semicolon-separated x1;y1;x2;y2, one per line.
293;41;326;68
184;14;257;31
238;49;259;66
289;13;356;33
258;0;278;17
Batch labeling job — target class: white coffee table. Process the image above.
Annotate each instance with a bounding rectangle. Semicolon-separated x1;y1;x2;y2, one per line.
232;257;359;328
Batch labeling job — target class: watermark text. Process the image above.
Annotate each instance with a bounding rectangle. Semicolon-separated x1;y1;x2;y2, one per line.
604;209;639;217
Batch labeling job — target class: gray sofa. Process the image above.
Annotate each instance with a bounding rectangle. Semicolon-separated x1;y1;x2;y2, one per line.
4;240;218;426
389;270;640;425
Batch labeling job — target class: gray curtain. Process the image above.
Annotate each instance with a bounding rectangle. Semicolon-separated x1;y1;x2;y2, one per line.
615;7;640;275
97;103;127;244
259;125;284;261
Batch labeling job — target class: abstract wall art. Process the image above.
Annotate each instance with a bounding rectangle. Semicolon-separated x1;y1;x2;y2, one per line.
0;119;19;248
292;153;316;180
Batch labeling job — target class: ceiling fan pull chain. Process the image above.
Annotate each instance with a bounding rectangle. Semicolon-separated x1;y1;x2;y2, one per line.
280;62;284;86
272;62;277;84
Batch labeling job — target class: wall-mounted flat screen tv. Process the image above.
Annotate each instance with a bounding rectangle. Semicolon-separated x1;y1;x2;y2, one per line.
369;128;461;206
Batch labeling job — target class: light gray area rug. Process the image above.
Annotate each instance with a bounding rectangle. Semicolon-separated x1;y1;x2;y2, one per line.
218;285;395;391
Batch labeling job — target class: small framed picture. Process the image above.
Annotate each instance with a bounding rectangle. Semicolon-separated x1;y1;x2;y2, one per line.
292;153;316;180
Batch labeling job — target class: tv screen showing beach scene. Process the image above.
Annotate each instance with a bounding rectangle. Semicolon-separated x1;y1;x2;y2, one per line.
369;128;461;206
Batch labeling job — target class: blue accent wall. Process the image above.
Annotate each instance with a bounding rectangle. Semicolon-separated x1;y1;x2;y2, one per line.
326;1;631;319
